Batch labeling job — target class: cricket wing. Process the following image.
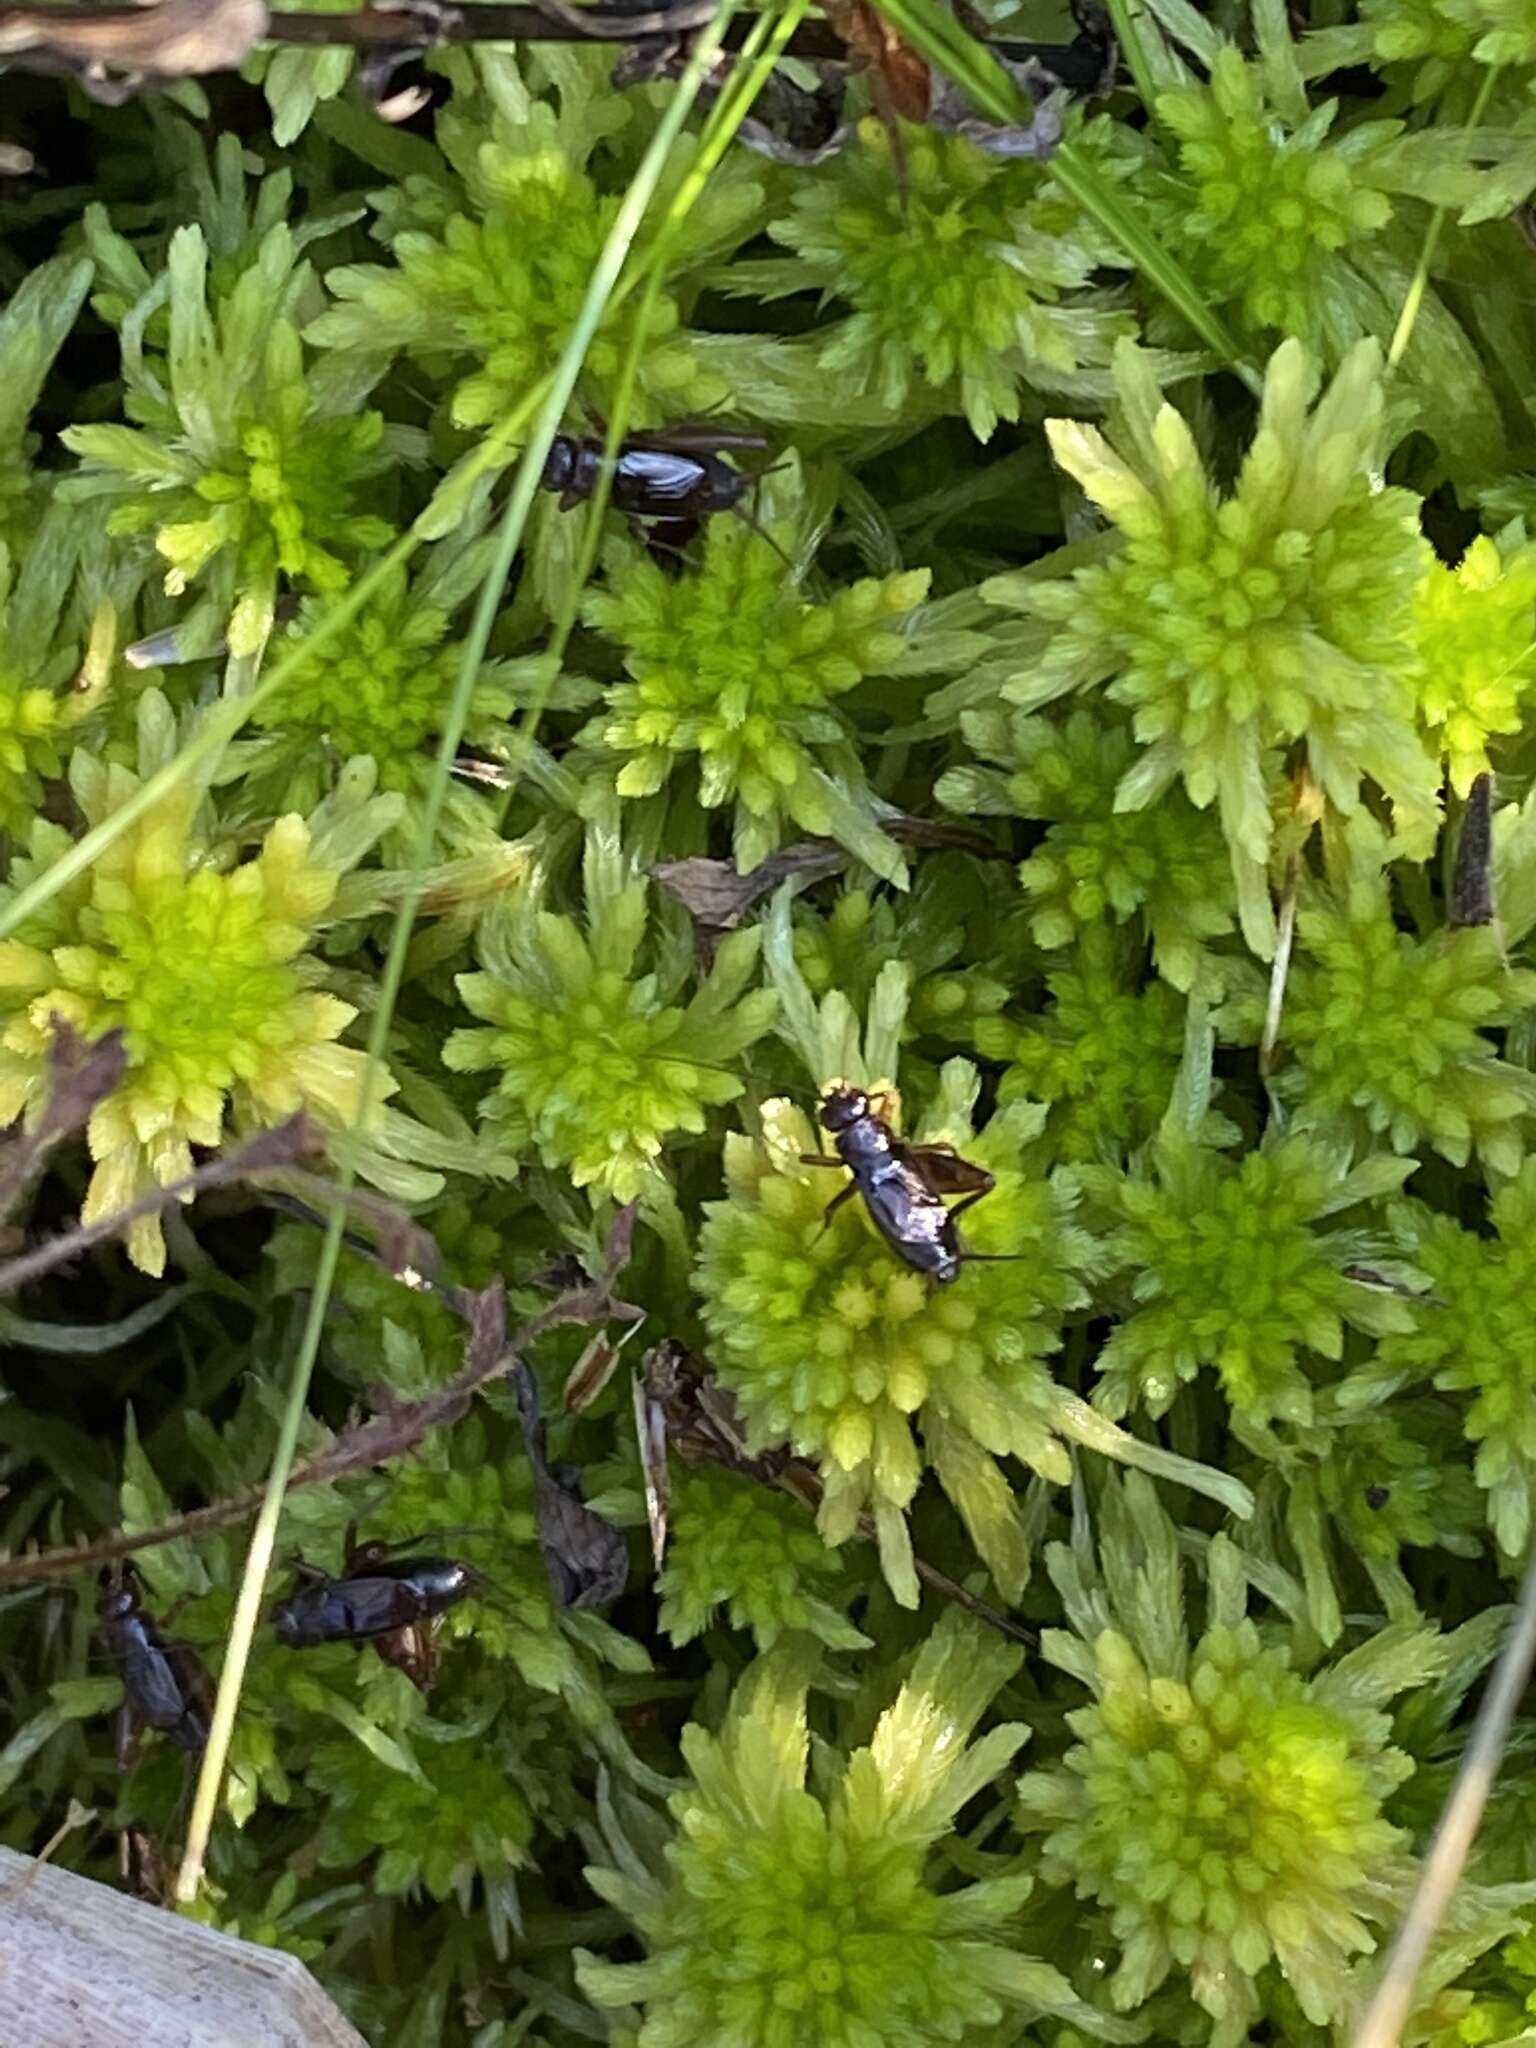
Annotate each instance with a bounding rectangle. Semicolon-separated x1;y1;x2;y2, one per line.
123;1642;194;1736
902;1141;996;1198
625;423;770;453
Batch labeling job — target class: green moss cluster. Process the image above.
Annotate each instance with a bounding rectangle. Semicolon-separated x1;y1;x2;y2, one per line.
658;1464;869;1650
1156;51;1395;341
1018;1481;1434;2044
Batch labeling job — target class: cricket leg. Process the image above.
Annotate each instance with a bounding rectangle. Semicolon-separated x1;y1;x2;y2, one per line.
816;1181;858;1236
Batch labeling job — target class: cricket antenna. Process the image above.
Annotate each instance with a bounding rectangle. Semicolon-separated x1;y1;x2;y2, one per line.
630;1046;820;1107
733;496;794;569
736;465;795;569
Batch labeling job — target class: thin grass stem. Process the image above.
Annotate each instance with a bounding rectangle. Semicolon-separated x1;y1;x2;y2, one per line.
1353;1540;1536;2048
549;0;802;656
1388;64;1501;373
171;11;735;1901
1100;0;1161;121
556;8;784;634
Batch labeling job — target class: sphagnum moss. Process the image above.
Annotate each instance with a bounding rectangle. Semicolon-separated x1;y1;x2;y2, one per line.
0;693;436;1273
986;336;1437;955
1017;1476;1448;2045
938;702;1238;991
657;1463;870;1652
581;1616;1140;2048
756;117;1130;438
63;224;397;651
581;488;945;874
1412;529;1536;793
308;54;761;429
445;824;778;1203
1237;813;1536;1170
1155;48;1397;343
1345;1161;1536;1556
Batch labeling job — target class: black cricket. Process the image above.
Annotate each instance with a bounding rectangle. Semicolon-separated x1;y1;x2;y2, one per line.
272;1533;482;1692
802;1085;997;1284
539;425;781;565
540;430;758;522
98;1563;213;1756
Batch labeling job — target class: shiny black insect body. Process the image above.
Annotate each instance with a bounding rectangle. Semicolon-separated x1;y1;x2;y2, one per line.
272;1542;481;1651
540;433;755;524
98;1565;212;1755
540;428;783;568
801;1086;997;1284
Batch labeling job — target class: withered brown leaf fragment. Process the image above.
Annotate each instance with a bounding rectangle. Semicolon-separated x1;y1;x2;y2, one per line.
822;0;929;120
652;819;1009;959
0;1018;127;1224
632;1339;780;1572
928;65;1066;159
1451;770;1495;928
0;0;270;96
564;1315;646;1413
511;1358;629;1610
36;1019;128;1142
372;1618;438;1693
634;1339;792;1570
632;1361;672;1572
649;844;846;935
462;1277;508;1372
0;1111;315;1296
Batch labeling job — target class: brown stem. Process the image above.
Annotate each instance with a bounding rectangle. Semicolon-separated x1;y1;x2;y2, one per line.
653;1353;1038;1648
0;1;1111;82
4;1176;1024;1654
0;1115;315;1297
269;1;1111;80
0;1023;126;1227
0;1204;640;1588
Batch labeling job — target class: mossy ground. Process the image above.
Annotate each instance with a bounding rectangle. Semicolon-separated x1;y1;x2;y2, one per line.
3;11;1536;2047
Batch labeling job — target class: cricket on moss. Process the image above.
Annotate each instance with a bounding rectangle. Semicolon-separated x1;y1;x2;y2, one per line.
803;1080;1000;1282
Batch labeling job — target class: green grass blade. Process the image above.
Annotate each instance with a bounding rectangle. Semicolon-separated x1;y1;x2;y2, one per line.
1100;0;1163;118
1387;63;1501;372
172;6;736;1903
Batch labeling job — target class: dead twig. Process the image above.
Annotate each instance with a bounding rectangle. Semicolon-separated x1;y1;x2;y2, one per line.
0;1022;126;1227
0;0;267;92
521;0;719;36
0;1800;97;1902
0;1114;315;1296
0;1203;641;1588
0;0;1115;82
263;1188;459;1312
640;1341;1038;1648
